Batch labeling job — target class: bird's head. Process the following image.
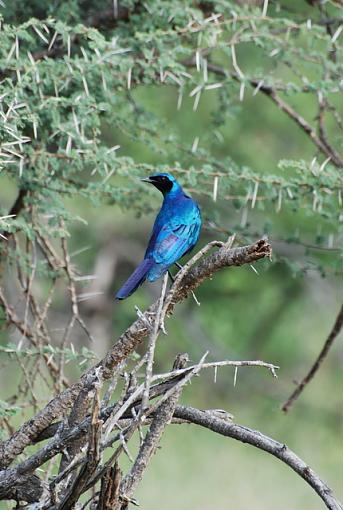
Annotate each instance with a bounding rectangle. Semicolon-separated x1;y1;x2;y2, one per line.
141;173;181;195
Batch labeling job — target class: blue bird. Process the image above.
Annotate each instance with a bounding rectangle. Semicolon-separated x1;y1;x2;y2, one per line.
116;173;201;300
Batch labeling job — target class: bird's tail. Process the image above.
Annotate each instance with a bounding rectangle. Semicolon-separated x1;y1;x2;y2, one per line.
115;259;154;300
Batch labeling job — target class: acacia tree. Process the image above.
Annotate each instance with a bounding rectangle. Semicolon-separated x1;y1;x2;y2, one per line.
0;1;342;509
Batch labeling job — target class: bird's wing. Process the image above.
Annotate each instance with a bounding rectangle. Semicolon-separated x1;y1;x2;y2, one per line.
152;221;199;265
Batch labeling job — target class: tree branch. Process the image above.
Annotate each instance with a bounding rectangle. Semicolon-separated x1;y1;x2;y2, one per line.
56;392;102;510
0;471;45;503
32;357;278;446
282;303;343;413
183;59;343;168
118;354;188;508
0;238;271;470
174;406;343;510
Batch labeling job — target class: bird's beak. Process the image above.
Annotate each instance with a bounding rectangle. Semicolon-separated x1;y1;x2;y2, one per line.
140;177;153;184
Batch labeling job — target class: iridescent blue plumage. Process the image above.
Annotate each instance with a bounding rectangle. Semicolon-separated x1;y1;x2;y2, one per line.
116;173;201;300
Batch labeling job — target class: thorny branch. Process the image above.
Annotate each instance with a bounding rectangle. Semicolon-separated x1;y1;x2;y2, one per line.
182;59;343;168
1;2;341;217
141;272;169;412
0;237;275;504
0;237;272;470
0;233;342;510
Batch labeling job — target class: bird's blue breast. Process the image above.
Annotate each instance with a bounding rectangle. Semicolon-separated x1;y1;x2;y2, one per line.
144;192;201;281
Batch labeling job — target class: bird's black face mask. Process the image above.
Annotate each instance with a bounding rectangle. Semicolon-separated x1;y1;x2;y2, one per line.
142;175;173;194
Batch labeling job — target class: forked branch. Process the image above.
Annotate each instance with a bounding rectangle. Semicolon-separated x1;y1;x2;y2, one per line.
0;237;272;469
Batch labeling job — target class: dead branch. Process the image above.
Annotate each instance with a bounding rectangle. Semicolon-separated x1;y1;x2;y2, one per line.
0;237;271;470
0;471;45;503
1;346;342;510
118;354;189;508
174;406;343;510
282;304;343;412
31;356;277;447
56;391;102;509
141;272;169;412
96;464;122;510
0;351;276;504
58;386;95;475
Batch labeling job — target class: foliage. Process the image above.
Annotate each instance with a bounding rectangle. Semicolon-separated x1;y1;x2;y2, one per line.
0;1;342;270
0;399;20;418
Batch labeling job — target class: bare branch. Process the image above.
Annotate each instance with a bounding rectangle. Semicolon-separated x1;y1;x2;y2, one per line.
0;471;45;503
58;386;94;475
32;357;278;447
0;238;272;469
0;287;69;387
151;358;279;382
96;464;122;510
56;391;102;510
174;406;343;510
282;304;343;412
119;354;189;506
141;272;169;412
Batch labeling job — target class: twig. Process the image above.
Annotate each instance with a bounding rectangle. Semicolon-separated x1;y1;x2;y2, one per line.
141;273;169;413
83;360;194;497
282;304;343;413
9;352;206;478
119;354;190;504
60;223;94;346
0;288;69;387
145;352;208;419
150;359;279;383
44;416;188;490
96;464;122;510
56;390;102;509
58;385;95;475
102;380;144;442
30;356;279;447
